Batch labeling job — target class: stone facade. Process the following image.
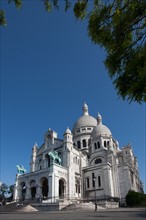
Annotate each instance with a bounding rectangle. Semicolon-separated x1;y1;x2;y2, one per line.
14;103;143;204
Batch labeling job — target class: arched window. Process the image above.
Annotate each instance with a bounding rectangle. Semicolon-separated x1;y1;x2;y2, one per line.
38;159;42;169
73;157;77;164
82;139;86;148
59;179;66;199
94;143;97;149
98;176;101;187
98;142;100;148
86;177;90;188
75;178;80;194
58;152;62;158
45;154;51;167
92;173;95;188
77;141;81;149
95;158;102;164
78;159;80;165
104;141;107;147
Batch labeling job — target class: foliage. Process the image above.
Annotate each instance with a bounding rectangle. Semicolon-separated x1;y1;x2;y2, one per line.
87;0;146;103
0;183;9;195
0;0;146;103
0;183;14;201
126;190;146;206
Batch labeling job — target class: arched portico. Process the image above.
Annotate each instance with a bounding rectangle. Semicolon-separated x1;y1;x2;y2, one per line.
30;180;36;200
41;177;49;199
20;182;26;201
59;178;66;199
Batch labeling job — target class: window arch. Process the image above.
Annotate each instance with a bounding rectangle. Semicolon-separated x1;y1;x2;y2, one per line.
73;157;77;164
104;141;107;147
82;139;86;148
86;177;90;188
98;176;101;187
95;158;102;164
58;152;62;157
59;178;66;199
98;142;100;148
75;178;81;194
92;173;95;188
77;141;81;149
94;143;97;149
45;154;51;167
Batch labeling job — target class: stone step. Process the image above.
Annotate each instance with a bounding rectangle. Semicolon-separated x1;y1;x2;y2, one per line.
62;202;105;211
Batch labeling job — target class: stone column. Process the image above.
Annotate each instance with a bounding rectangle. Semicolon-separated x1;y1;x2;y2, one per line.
103;164;114;198
14;176;18;201
25;187;31;200
36;184;42;201
54;175;59;200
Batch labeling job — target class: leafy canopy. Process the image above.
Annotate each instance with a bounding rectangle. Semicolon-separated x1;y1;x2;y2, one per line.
1;0;146;103
126;190;146;206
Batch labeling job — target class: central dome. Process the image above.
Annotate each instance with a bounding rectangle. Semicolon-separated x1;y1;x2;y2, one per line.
72;115;97;132
72;103;97;132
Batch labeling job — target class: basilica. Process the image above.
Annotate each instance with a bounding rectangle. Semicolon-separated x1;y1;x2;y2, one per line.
14;103;143;205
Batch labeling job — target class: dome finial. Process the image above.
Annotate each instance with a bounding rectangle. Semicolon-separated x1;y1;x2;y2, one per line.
97;112;102;124
82;102;89;116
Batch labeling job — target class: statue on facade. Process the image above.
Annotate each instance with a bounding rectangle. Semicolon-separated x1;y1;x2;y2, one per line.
16;165;26;174
48;150;61;165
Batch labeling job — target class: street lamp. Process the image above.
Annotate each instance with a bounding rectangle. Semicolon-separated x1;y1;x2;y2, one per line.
93;176;97;211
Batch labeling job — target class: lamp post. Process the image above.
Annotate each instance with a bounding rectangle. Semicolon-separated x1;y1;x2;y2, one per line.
93;176;97;211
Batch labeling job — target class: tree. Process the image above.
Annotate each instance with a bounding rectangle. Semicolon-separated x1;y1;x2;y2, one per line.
126;190;146;206
0;183;14;202
0;183;9;196
1;0;146;103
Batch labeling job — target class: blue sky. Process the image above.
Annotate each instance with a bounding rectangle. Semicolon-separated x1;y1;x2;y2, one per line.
0;1;145;192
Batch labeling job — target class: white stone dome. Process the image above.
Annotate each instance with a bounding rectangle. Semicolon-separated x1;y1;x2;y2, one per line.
91;124;112;138
72;115;97;132
72;103;97;132
91;113;112;138
64;127;72;134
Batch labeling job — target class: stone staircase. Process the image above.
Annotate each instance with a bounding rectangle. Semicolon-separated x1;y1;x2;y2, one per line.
61;202;105;211
0;201;106;212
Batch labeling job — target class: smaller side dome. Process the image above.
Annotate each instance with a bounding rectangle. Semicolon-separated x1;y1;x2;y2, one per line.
91;113;112;138
64;127;72;135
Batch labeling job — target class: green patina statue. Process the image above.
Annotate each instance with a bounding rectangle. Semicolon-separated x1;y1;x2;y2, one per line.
16;165;26;174
48;150;61;165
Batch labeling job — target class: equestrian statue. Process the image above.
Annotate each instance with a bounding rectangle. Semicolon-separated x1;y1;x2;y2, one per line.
48;150;61;165
16;165;27;174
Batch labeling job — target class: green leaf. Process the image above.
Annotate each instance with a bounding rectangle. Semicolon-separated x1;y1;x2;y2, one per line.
44;0;52;12
73;1;88;20
8;0;22;9
0;10;7;26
